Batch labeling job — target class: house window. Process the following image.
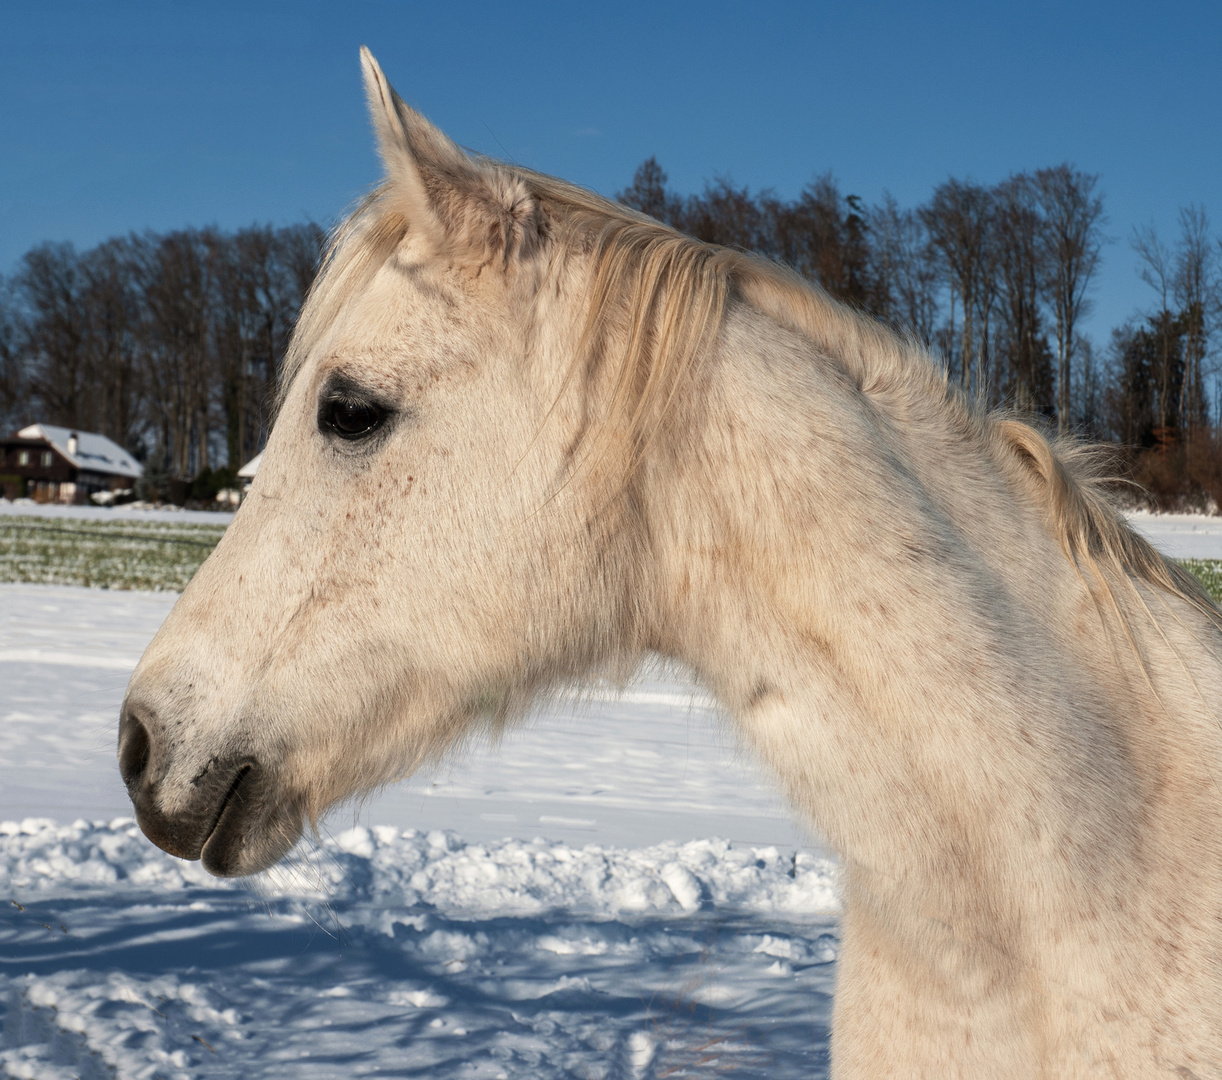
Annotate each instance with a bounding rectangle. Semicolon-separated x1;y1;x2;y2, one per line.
17;450;29;466
41;451;53;467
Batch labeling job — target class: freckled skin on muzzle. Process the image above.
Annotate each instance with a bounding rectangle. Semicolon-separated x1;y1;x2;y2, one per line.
118;703;303;877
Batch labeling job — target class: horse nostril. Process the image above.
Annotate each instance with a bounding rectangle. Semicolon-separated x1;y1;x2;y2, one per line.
118;710;152;788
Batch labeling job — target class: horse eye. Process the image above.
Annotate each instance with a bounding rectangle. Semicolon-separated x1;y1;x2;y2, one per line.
324;398;384;439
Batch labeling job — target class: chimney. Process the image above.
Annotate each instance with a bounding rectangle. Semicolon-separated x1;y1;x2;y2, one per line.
67;432;79;457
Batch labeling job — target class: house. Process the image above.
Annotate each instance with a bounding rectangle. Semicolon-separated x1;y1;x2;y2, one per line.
237;452;262;482
0;423;143;504
237;452;261;493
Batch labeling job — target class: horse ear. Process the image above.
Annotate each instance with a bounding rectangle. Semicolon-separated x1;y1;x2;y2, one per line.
359;47;545;265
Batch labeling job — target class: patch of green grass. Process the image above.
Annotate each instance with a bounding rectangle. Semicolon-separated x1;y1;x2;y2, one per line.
1178;559;1222;607
0;515;227;591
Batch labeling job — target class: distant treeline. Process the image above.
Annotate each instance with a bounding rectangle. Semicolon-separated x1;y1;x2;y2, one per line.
620;159;1221;508
0;224;325;484
2;159;1220;508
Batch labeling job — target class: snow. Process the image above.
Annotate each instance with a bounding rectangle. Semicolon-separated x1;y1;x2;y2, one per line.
1;583;833;1077
1126;510;1222;560
1;512;1217;1077
0;501;235;526
0;584;812;849
2;818;839;1079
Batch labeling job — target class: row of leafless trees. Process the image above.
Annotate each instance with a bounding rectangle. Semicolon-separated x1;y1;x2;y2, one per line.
620;160;1221;459
2;164;1219;506
0;224;323;479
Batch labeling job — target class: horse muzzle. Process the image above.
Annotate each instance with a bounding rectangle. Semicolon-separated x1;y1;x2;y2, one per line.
118;704;302;877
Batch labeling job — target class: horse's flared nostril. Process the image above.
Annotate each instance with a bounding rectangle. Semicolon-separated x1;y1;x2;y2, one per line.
118;709;152;789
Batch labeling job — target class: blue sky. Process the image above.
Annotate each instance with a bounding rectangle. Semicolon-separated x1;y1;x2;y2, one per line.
3;0;1220;343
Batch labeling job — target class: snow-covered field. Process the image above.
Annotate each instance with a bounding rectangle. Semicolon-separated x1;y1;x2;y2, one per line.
1;511;1217;1078
2;818;838;1079
1125;509;1222;559
1;583;835;1078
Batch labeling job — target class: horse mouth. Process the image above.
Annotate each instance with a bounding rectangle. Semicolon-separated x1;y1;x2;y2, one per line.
128;757;302;878
198;763;254;872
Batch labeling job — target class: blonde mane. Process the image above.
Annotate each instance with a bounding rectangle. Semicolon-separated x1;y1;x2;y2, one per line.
283;160;1221;634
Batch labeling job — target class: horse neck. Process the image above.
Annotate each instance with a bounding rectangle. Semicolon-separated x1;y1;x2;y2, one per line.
641;298;1222;909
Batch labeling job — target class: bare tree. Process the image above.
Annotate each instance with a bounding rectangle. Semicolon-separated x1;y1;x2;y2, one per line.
870;193;940;346
11;241;146;450
993;174;1054;414
768;174;874;309
682;177;772;252
1034;165;1106;434
1172;206;1216;437
973;218;1002;406
1073;334;1103;436
279;223;326;321
16;243;90;430
921;179;993;392
3;220;322;489
135;229;218;477
213;224;323;470
0;275;26;433
1133;223;1184;436
80;238;142;450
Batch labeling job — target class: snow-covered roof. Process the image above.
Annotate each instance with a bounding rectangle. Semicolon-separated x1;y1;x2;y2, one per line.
15;423;143;479
237;452;262;479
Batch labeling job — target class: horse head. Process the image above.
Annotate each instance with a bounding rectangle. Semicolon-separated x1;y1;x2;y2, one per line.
119;49;656;875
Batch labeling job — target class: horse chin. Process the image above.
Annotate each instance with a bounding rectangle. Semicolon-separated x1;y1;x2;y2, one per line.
197;766;304;878
200;801;303;878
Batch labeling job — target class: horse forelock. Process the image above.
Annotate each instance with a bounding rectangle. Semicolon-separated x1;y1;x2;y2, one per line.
277;158;1218;635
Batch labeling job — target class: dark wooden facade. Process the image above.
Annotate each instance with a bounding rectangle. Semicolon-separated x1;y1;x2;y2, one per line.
0;429;139;504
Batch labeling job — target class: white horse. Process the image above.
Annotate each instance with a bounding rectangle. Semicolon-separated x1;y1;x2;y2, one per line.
120;48;1222;1078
